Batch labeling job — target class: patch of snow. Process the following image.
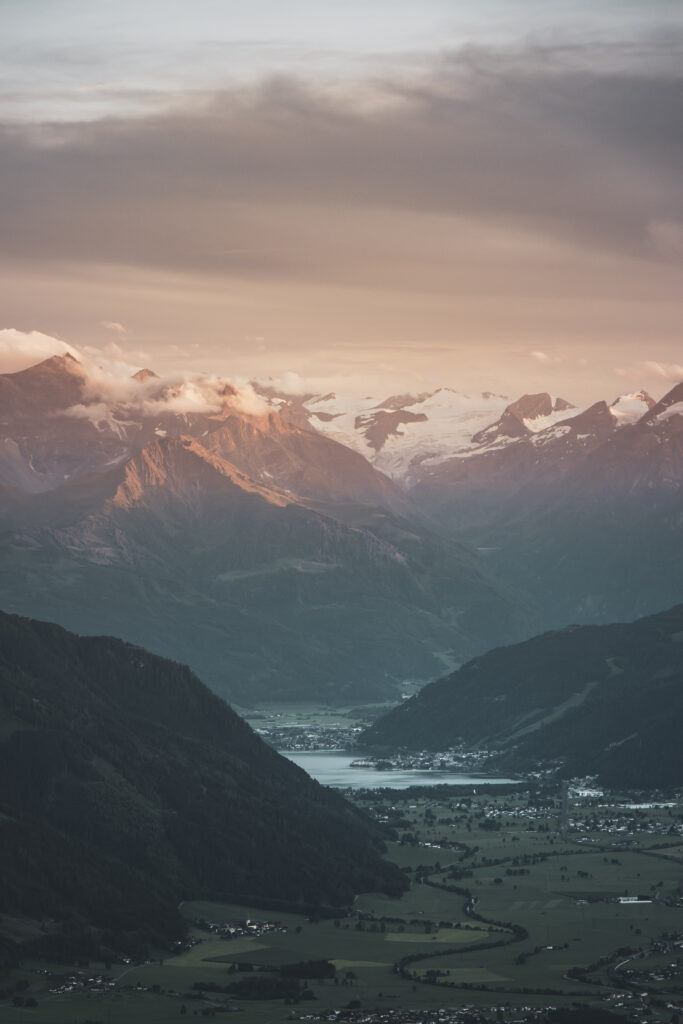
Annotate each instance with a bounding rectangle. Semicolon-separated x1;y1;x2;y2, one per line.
610;391;653;424
531;425;572;444
304;387;511;479
523;409;574;433
659;400;683;421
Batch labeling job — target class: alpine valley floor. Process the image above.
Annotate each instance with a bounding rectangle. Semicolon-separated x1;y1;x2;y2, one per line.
1;782;681;1024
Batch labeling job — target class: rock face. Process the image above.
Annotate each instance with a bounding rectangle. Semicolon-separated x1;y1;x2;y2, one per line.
0;357;526;704
0;610;406;959
471;392;575;444
361;603;683;787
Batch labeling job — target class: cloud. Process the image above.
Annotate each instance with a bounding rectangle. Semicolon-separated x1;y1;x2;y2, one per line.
227;383;270;416
60;365;269;423
0;326;273;422
256;371;312;396
253;370;372;399
0;35;681;292
531;350;562;366
643;360;683;381
101;320;127;335
0;29;681;405
0;328;79;372
613;360;683;390
647;220;683;260
66;365;237;421
82;340;152;370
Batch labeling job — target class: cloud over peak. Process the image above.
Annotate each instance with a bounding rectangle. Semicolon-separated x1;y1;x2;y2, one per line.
0;328;79;373
0;328;270;423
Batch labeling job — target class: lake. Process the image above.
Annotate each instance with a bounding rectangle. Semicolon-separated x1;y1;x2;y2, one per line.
282;750;517;789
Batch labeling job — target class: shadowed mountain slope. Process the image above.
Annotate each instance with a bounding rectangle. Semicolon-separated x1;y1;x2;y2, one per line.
0;423;526;703
409;383;683;631
361;604;683;787
0;610;406;962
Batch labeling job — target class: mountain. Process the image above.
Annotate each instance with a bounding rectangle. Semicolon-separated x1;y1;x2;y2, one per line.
0;610;406;962
470;392;575;445
0;359;527;703
257;384;513;481
408;383;682;629
409;388;656;520
255;382;658;496
0;355;403;507
0;355;119;491
0;354;222;493
361;604;683;787
3;355;678;703
198;408;406;509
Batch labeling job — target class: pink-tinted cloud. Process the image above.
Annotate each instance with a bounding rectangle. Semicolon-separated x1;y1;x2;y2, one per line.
0;328;79;372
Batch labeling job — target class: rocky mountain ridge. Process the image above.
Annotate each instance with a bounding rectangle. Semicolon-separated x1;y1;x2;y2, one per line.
254;380;659;485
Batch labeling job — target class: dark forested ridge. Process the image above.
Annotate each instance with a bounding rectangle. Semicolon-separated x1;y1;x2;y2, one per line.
361;604;683;787
0;611;405;963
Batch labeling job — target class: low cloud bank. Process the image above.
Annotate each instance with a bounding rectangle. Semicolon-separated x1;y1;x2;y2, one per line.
0;328;270;422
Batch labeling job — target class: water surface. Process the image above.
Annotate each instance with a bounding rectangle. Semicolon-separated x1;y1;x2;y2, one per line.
283;750;517;789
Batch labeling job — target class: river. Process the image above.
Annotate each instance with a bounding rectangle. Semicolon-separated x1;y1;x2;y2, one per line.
282;749;517;789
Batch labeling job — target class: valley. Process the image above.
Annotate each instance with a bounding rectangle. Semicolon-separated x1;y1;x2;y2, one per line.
0;356;681;1024
1;781;681;1023
3;5;682;1020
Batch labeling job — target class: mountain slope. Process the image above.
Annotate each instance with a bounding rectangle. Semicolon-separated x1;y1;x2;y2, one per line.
258;385;514;480
0;436;526;703
0;355;409;508
409;383;683;629
201;410;406;508
409;389;657;524
0;610;406;960
361;604;683;786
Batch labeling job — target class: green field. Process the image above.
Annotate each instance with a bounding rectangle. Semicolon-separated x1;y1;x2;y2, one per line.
1;786;681;1023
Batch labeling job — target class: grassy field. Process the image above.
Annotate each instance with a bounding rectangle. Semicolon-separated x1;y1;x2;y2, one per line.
1;785;681;1023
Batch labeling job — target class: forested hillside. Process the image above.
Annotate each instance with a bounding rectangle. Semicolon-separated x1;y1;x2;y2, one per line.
362;605;683;786
0;611;405;965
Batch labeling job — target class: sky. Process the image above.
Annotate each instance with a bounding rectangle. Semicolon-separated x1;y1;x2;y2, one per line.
0;0;682;403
